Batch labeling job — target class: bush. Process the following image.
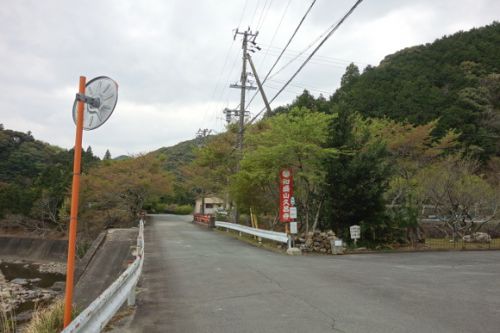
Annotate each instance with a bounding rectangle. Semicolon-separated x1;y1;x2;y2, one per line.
174;205;193;215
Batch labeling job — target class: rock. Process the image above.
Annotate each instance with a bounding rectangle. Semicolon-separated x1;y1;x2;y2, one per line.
319;248;327;253
29;278;42;284
473;232;491;243
463;232;492;243
11;278;29;286
51;281;66;291
286;247;302;256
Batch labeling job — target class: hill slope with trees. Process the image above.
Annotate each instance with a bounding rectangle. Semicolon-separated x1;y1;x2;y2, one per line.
330;22;500;159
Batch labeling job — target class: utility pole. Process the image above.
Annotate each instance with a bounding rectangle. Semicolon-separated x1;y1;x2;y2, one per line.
231;27;258;223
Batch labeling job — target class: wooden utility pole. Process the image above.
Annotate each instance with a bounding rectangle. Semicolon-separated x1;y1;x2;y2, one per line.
231;28;257;223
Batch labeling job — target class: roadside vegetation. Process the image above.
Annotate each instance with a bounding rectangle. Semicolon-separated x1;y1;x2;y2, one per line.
22;299;78;333
183;22;500;247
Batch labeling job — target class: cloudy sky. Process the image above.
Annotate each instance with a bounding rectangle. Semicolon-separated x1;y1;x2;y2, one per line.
1;0;498;158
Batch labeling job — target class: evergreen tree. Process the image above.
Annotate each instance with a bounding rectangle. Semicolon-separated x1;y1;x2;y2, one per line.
104;149;112;160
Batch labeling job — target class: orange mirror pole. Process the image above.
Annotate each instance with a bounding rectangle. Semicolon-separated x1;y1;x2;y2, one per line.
63;76;86;327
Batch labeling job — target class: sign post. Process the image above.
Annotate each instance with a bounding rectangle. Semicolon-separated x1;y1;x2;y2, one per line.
63;76;86;327
280;169;296;249
63;76;119;327
349;225;361;246
279;169;293;223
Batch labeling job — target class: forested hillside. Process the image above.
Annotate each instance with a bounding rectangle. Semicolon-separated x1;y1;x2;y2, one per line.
0;125;174;241
0;125;99;229
330;22;500;159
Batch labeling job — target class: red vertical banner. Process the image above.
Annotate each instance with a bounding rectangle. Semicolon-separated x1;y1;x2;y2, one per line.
279;168;293;223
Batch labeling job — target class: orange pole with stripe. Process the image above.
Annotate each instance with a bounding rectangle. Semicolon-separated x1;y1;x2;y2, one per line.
64;76;86;327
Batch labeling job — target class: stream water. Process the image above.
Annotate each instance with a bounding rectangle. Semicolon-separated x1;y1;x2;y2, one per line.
0;260;65;325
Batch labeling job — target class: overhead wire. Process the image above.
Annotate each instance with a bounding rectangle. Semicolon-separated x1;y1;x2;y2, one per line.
248;0;365;124
209;0;250;130
246;0;316;109
258;44;369;66
256;0;273;32
256;0;291;71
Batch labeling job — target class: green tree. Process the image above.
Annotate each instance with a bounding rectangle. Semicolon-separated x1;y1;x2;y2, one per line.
416;155;498;239
77;155;174;238
232;107;336;231
325;108;393;243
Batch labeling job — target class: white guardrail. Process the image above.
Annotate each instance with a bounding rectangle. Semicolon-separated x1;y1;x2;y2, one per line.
215;221;288;243
62;219;145;333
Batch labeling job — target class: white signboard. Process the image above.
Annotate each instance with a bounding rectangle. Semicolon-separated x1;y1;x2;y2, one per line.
290;221;298;234
290;206;297;219
350;225;361;240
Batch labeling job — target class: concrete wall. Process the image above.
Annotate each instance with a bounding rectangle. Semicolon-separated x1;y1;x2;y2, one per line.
0;236;68;262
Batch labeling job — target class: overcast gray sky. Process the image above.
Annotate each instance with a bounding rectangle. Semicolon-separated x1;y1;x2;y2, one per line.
1;0;498;158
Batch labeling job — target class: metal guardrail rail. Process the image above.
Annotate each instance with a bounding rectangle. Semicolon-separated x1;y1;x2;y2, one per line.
62;219;145;333
215;221;288;243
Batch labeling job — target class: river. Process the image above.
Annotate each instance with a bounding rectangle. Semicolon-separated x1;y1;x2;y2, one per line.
0;259;65;327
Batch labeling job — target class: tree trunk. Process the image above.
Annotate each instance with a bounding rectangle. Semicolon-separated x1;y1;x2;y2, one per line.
312;199;323;233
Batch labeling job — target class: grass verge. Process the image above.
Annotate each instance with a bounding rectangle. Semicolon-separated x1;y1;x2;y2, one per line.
23;299;78;333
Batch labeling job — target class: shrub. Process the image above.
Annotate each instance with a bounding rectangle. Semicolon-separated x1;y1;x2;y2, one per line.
174;205;193;215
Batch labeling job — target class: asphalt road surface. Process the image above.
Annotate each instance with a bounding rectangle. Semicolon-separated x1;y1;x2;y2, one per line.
122;214;500;333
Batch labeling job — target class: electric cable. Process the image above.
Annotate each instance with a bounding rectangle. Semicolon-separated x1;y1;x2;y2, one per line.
246;0;317;109
248;0;365;124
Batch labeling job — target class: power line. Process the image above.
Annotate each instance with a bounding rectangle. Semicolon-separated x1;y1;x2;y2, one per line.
207;0;250;129
258;44;369;66
256;0;273;31
256;0;291;72
246;0;316;109
262;0;316;81
250;0;262;28
249;0;365;124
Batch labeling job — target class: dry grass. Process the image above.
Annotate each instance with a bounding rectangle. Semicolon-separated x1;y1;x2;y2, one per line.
23;299;78;333
0;293;16;333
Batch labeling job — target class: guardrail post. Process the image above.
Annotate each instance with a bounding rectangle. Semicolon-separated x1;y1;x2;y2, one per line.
128;283;136;306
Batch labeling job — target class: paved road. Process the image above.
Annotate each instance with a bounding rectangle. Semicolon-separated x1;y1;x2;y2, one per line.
123;214;500;333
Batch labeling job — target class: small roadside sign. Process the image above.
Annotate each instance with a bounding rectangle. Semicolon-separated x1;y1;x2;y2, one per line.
350;225;361;246
350;225;361;239
290;206;297;219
